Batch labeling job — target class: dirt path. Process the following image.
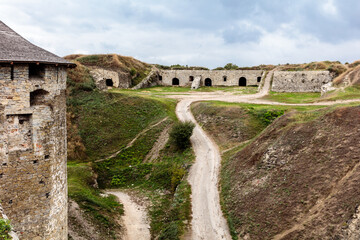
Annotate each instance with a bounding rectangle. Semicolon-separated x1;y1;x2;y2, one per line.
107;191;151;240
177;100;231;240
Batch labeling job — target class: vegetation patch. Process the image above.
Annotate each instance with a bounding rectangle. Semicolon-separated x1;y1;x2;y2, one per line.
94;120;194;239
68;162;124;238
0;219;12;240
191;101;324;150
262;91;321;103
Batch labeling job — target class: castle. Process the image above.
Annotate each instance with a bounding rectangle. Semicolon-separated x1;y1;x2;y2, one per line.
0;21;75;239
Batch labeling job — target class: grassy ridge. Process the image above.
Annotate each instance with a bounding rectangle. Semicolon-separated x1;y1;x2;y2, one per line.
68;91;172;160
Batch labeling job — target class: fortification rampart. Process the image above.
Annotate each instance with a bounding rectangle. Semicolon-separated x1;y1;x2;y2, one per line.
159;70;264;87
272;71;332;92
0;64;68;239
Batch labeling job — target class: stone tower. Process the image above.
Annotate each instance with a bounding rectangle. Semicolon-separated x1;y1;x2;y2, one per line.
0;21;75;239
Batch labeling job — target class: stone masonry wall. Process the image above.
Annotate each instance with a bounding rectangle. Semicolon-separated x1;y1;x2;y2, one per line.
272;71;332;92
0;64;67;239
89;67;131;89
160;70;264;87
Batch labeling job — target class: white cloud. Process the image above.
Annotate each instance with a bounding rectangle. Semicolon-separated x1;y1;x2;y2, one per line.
321;0;338;16
0;0;359;68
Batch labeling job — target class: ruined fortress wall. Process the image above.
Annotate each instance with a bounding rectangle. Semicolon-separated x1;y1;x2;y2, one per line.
160;70;264;87
89;67;131;89
272;71;332;92
0;64;67;239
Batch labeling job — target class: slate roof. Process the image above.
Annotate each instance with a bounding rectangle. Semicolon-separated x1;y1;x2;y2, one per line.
0;21;75;67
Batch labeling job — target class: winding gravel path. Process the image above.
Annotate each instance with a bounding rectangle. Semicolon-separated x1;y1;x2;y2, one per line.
177;100;231;240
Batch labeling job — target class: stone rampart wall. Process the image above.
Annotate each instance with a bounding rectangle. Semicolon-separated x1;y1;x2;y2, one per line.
272;71;332;92
159;70;264;87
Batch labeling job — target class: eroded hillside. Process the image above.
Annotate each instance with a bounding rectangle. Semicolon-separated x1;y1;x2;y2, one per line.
219;106;360;239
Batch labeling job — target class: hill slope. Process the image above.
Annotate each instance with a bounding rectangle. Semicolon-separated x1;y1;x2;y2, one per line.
220;106;360;239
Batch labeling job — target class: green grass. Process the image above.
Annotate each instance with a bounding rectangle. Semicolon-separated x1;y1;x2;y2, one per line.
262;91;321;103
68;162;123;237
206;100;327;112
115;86;258;95
68;91;176;160
322;85;360;101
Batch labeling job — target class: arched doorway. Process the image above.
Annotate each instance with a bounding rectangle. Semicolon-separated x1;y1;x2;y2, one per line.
172;78;180;86
205;78;212;86
239;77;247;86
106;79;114;87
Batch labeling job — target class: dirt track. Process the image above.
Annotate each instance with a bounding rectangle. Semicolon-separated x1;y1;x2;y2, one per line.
107;191;150;240
177;100;231;239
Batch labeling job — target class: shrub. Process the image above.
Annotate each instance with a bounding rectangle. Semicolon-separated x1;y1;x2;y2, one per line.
169;121;195;149
0;218;12;240
130;68;137;76
224;63;239;70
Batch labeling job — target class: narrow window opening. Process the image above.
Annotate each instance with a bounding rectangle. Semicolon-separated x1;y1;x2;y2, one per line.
10;65;14;80
33;160;38;164
223;76;227;82
29;64;45;80
159;75;163;81
45;155;50;159
189;76;194;81
257;77;261;83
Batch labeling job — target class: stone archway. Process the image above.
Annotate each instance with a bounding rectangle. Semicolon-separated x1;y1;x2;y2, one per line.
172;78;180;86
205;78;212;86
239;77;247;86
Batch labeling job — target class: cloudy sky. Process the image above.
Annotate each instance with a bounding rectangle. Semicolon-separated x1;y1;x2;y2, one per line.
1;0;360;68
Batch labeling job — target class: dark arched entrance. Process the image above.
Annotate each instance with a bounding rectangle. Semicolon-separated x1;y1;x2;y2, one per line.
204;78;212;86
172;78;180;86
106;79;114;87
239;77;247;86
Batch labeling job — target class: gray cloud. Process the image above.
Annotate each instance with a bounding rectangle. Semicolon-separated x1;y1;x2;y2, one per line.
1;0;360;68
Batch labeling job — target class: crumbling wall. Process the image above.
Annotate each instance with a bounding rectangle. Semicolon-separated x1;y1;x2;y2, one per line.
272;71;332;92
132;67;160;90
160;70;264;87
90;67;131;89
0;64;67;239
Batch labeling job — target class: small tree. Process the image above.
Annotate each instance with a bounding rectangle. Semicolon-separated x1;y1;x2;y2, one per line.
169;121;195;149
224;63;239;70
